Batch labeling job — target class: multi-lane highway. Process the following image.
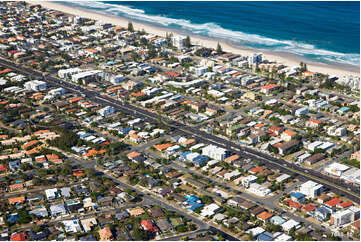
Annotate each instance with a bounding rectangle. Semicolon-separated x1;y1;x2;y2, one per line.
0;58;359;204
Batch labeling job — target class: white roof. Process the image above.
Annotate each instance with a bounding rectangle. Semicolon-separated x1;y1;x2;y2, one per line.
281;219;300;231
207;159;219;166
62;220;82;233
326;162;350;172
246;227;265;237
80;217;97;232
274;233;293;241
276;174;291;183
72;70;102;79
201;203;220;217
213;213;226;221
318;142;335;150
190;143;205;151
45;188;58;199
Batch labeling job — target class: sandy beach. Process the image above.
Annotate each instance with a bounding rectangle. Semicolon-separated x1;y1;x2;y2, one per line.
32;1;359;77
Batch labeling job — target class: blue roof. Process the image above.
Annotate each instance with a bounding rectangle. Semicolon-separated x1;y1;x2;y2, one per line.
316;206;330;215
187;202;204;211
180;151;191;159
79;133;90;138
120;127;132;134
290;192;305;199
8;214;19;223
339;107;350;112
185;194;200;202
270;215;286;225
193;156;209;164
257;233;273;241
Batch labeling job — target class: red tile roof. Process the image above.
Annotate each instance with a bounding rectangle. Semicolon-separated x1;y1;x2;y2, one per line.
166;71;180;78
302;203;318;212
141;220;159;232
324;198;342;207
337;201;353;208
0;164;7;171
11;232;27;241
261;84;279;90
285;199;302;209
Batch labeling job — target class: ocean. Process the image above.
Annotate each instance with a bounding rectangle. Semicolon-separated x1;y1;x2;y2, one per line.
61;1;360;67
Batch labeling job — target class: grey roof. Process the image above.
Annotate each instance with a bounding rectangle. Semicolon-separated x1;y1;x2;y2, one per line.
29;207;49;217
156;218;172;231
50;204;66;215
60;187;71;198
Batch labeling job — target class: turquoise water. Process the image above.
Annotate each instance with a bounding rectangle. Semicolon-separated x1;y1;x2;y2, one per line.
61;1;360;67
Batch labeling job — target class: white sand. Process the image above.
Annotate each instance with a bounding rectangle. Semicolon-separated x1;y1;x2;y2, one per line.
32;1;359;77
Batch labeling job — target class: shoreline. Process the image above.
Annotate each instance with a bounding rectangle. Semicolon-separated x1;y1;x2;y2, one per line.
32;1;360;77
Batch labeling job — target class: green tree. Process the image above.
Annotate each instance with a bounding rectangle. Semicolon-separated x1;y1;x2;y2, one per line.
128;22;134;32
18;208;32;224
216;42;223;54
185;35;191;48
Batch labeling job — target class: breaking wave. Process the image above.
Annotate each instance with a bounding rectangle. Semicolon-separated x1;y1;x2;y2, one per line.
63;1;360;66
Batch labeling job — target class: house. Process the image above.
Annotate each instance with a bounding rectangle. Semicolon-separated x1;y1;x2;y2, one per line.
241;175;258;188
346;148;359;162
223;217;240;228
200;203;221;217
227;197;245;207
10;232;28;241
270;216;286;225
98;106;115;117
45;188;59;200
156;218;172;233
62;220;82;233
324;198;342;208
224;154;240;165
306;119;322;128
149;207;164;218
50;204;67;218
246;227;265;238
305;153;324;165
315;206;331;221
99;226;113;241
9;183;24;191
29;206;49;218
247;134;261;145
127;207;145;216
317;194;331;204
324;162;350;177
80;218;98;232
239;200;256;210
299;181;324;198
257;232;274;241
281;219;301;232
281;130;297;142
98;196;113;207
284;199;302;210
184;194;204;211
141;220;159;233
257;211;273;222
301;203;318;213
27;231;48;241
290;192;306;202
331;208;357;227
278;140;299;156
250;206;266;216
261;84;279;94
66;200;83;213
202;144;229;161
0;164;7;173
8;196;25;205
337;201;353;209
295;107;309;116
